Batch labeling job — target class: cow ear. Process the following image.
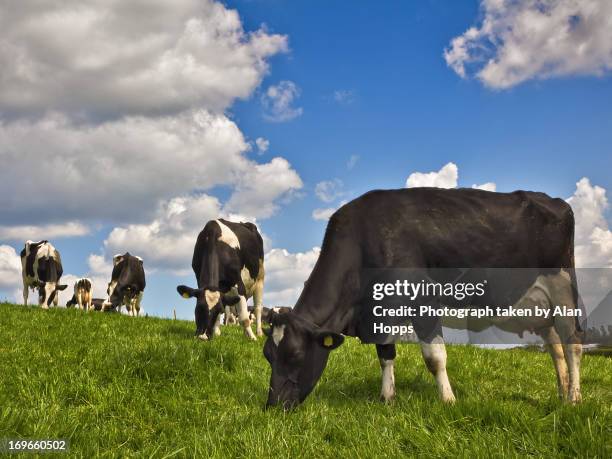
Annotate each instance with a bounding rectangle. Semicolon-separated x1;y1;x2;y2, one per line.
315;331;344;350
57;284;68;291
176;285;201;299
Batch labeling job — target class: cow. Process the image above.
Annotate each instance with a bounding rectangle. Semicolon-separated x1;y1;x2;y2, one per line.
104;253;145;317
263;188;584;410
65;278;93;311
20;240;68;308
177;219;265;341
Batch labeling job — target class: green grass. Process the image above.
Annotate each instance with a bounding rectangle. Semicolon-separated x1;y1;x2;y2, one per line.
0;303;610;458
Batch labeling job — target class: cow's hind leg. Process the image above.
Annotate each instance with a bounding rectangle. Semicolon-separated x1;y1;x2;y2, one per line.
549;271;583;403
541;326;569;400
22;279;29;306
236;282;256;341
377;344;396;402
253;278;264;337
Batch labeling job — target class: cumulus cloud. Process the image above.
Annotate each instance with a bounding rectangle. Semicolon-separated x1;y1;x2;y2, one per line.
255;137;270;153
0;0;288;120
0;110;300;225
444;0;612;89
406;162;458;188
567;178;612;268
264;247;320;306
261;81;303;122
312;207;337;221
314;179;344;203
0;221;89;242
224;157;303;219
0;245;22;291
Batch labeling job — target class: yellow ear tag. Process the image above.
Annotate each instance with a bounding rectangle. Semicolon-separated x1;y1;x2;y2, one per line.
182;293;190;299
323;335;333;347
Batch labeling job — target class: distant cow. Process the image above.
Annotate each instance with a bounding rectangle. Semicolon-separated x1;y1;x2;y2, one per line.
264;188;584;409
21;240;68;308
66;278;93;311
177;219;265;341
104;253;145;316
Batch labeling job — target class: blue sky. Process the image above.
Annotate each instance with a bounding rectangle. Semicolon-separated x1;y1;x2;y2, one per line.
0;0;611;319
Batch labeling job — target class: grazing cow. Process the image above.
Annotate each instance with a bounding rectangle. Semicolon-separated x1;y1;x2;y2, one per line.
177;219;265;341
20;240;68;308
91;298;107;311
263;188;583;409
104;253;145;317
66;278;93;311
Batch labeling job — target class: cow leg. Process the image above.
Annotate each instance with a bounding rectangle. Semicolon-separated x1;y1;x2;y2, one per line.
236;283;256;340
419;337;455;403
133;292;142;317
540;326;569;400
376;344;396;402
22;280;29;306
213;310;222;336
194;302;208;340
253;278;264;337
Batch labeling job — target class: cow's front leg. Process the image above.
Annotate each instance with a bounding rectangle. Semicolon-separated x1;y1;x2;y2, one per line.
376;344;396;402
194;302;208;340
420;337;455;403
540;326;569;399
22;280;29;306
237;294;256;341
253;279;264;337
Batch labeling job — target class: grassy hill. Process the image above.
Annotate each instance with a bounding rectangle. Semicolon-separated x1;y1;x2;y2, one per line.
0;303;610;458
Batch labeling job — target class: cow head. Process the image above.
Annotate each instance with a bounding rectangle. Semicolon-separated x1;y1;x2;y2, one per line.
38;282;68;306
176;285;222;339
263;311;344;410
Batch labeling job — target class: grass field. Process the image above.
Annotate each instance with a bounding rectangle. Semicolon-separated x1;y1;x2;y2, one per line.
0;303;610;458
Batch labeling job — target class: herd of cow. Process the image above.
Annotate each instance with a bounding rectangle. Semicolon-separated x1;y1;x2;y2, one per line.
17;187;586;409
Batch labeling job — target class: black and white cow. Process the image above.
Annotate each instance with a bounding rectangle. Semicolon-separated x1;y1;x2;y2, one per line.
104;253;145;316
66;278;93;311
20;240;68;308
177;219;265;341
263;188;584;409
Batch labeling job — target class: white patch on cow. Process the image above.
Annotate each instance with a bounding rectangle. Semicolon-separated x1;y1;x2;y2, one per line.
272;324;285;346
135;256;143;262
205;289;221;309
240;265;256;296
106;280;117;301
197;332;208;341
379;358;395;402
216;220;240;249
112;254;124;266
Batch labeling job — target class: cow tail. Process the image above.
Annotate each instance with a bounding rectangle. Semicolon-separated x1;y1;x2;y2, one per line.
567;206;584;333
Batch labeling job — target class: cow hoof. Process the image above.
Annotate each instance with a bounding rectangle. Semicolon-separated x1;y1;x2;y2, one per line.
196;333;208;341
380;393;395;403
213;327;221;337
256;330;264;337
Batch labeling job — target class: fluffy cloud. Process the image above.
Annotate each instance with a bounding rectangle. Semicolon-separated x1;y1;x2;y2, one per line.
0;0;287;120
0;245;22;291
0;221;89;242
445;0;612;89
406;162;458;188
567;178;612;268
315;179;344;203
255;137;270;153
264;247;320;306
0;110;300;225
347;154;360;170
104;194;222;273
333;89;355;104
261;81;303;122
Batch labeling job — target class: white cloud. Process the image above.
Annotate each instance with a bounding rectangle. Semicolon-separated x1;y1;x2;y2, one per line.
0;0;288;119
0;110;300;225
0;221;89;242
333;89;355;104
405;162;458;188
472;182;497;192
264;247;320;306
445;0;612;89
261;81;303;122
104;194;222;273
224;157;303;219
315;179;344;203
255;137;270;153
567;178;612;268
347;154;360;170
0;245;22;291
312;207;337;221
